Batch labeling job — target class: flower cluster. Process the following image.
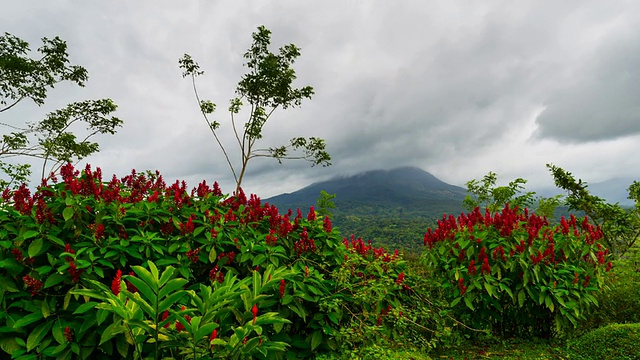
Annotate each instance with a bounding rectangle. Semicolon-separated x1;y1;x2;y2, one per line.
23;275;43;296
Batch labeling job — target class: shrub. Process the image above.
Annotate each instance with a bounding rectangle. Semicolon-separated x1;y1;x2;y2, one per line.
568;323;640;359
0;163;418;359
578;253;640;332
421;204;612;338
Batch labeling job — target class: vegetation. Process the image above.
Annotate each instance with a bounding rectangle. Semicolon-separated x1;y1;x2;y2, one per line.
179;26;330;192
0;33;122;187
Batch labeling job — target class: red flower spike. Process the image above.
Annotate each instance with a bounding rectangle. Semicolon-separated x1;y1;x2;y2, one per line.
396;272;405;284
64;326;73;342
279;279;286;298
252;304;258;324
111;270;122;295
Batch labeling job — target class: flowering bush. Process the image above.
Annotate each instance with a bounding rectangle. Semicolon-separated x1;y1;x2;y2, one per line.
0;163;417;359
421;204;612;338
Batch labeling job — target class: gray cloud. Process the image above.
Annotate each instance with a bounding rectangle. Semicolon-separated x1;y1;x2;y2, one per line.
2;0;640;198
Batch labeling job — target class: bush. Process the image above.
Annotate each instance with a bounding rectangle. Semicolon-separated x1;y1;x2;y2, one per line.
578;253;640;332
421;204;613;338
568;323;640;359
0;163;424;359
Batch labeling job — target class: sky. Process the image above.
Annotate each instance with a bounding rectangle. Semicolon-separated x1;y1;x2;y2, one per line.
2;1;639;199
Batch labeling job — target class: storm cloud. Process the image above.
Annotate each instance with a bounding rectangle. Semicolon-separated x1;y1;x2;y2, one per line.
2;0;638;197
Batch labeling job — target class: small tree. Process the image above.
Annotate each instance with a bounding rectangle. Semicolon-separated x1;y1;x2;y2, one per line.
0;32;122;187
179;26;330;192
547;164;640;258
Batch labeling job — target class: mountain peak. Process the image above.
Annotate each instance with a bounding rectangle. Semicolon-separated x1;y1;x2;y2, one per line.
265;167;467;213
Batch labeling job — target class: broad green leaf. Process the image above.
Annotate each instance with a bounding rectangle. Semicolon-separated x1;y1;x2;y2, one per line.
28;238;43;258
545;295;554;312
73;302;98;314
124;276;155;305
450;297;462;307
158;291;188;314
208;247;217;262
310;331;322;351
0;337;21;356
100;323;126;345
13;312;44;329
518;290;525;307
130;265;159;294
26;321;53;352
62;207;74;221
44;273;66;289
22;230;39;240
0;274;19;292
464;297;474;311
52;320;65;344
41;299;51;318
157;278;188;299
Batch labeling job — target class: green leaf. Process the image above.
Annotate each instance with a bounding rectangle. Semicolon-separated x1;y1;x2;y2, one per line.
545;295;554;312
52;320;65;344
0;337;21;356
157;278;188;300
26;321;53;352
208;247;217;262
0;274;19;292
310;331;322;351
28;238;43;258
73;302;98;314
22;230;39;240
44;273;66;289
62;207;74;222
42;299;51;318
13;312;44;329
464;297;474;311
518;290;525;307
450;297;462;307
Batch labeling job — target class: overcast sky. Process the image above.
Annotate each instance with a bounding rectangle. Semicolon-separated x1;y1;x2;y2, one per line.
3;1;639;198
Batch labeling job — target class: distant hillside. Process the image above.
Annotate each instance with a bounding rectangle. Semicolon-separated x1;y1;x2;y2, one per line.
266;167;468;254
267;166;467;216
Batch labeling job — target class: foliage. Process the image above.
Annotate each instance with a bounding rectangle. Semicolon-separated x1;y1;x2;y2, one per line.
577;253;640;332
568;323;640;360
463;171;564;220
421;204;612;338
0;33;122;186
179;26;330;191
0;163;423;359
548;164;640;258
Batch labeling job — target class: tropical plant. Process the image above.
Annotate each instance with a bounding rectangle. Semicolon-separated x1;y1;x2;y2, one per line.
421;204;612;338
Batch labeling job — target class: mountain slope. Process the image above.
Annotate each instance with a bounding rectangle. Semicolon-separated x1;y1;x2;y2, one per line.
266;166;467;215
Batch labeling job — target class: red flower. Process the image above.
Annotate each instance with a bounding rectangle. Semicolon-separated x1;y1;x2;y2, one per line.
111;270;122;295
162;310;170;328
279;279;286;298
606;262;613;272
68;261;83;283
11;248;23;262
23;275;43;296
307;206;316;221
64;326;73;342
481;257;491;275
186;247;200;263
468;260;477;276
252;304;258;324
210;328;218;348
323;216;332;233
396;272;405;284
